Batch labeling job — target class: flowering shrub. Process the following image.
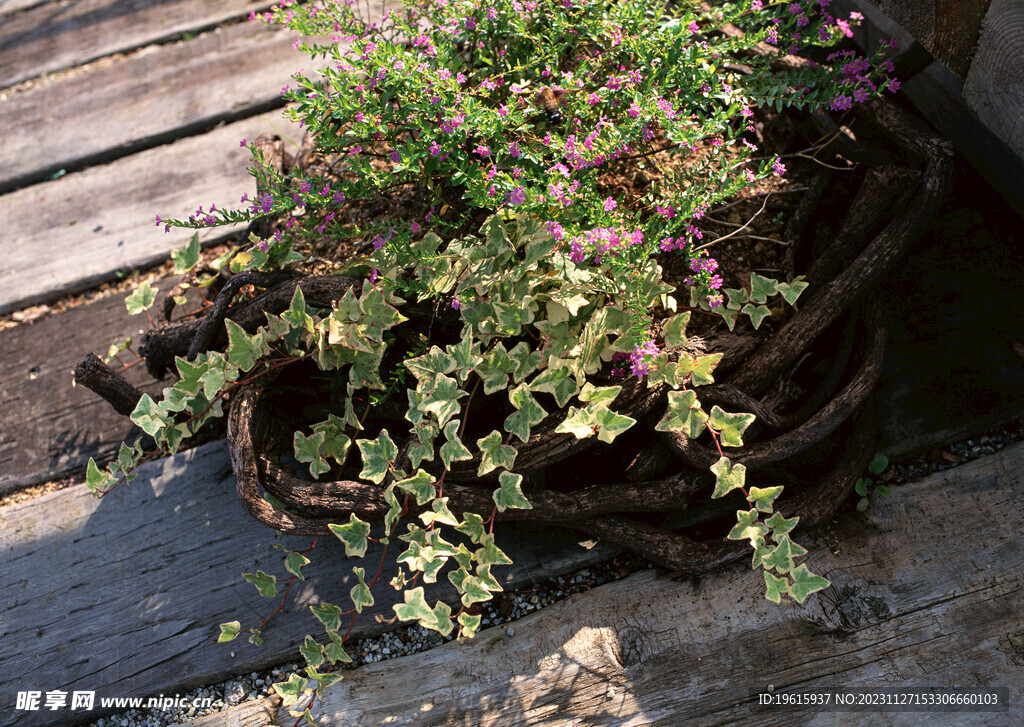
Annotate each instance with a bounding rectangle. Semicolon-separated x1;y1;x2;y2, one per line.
91;0;898;711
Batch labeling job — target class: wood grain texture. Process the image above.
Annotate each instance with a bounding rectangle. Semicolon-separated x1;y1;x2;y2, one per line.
0;115;296;316
863;0;991;77
0;0;51;18
0;0;277;88
0;279;181;495
964;0;1024;159
0;21;298;192
274;442;1024;726
0;441;617;727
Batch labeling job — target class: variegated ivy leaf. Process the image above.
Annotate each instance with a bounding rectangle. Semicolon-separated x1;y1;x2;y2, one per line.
243;570;278;598
225;319;269;371
394;469;436;506
312;414;351;465
383;484;402;535
709;406;756;447
285;551;310;580
578;383;621;408
419;497;460;528
750;536;773;569
130;394;170;437
456;512;487;544
430;601;455;638
124;282;156;315
325;631;353;664
748;485;783;513
450;568;492;607
554;405;596;439
327;290;373;352
272;674;307;707
198;355;236;399
217;621;241;643
294;430;330;479
358;286;407;341
300;635;325;668
749;272;779;304
404;346;457;386
170;233;201;274
529;361;579;407
420;374;466;427
408;425;436;469
655;389;709;437
475;533;514;566
508;341;542;383
282;285;315;335
475;343;516;395
776;277;809;305
393;587;438;629
446;332;483;383
439;420;473;470
727;508;768;541
724;287;749;311
677;352;722;387
328;514;371;558
761;533;807;574
350;566;374;613
458;611;482;639
310;602;343;632
476;430;517;476
741;303;772;330
711;456;746;499
764;571;789;604
716;306;740;331
661;311;690;348
504;384;546;443
788;564;830;603
174;356;207;397
592;406;636;444
356;430;398;484
765;511;799;535
493;471;531;512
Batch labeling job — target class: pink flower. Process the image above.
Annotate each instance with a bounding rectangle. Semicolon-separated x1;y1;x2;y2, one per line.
603;197;617;212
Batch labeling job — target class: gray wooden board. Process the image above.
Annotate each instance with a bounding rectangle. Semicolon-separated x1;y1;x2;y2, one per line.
0;0;278;89
964;0;1024;161
0;0;51;20
0;440;618;727
0;114;297;316
224;441;1023;727
0;20;299;192
0;279;180;496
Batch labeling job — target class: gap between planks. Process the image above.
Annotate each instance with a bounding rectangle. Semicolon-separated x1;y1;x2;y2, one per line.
204;442;1024;727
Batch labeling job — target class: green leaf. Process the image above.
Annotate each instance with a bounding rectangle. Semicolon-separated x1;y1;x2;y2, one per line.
273;673;308;707
171;233;201;273
764;512;799;536
458;611;482;639
393;587;439;629
439;420;473;470
456;512;487;544
868;455;889;475
708;405;756;447
508;341;542;383
854;477;870;497
494;471;531;512
285;551;311;580
727;508;768;541
592;406;636;444
248;630;263;646
476;430;517;476
350;566;374;613
504;384;546;443
447;332;483;383
310;602;343;633
749;273;779;304
741;303;772;330
724;287;749;310
748;485;783;513
420;496;460;528
420;375;466;427
475;343;516;395
776;277;809;305
856;497;870;512
86;457;115;493
475;533;513;566
130;393;168;437
578;383;622;408
125;281;157;315
710;457;746;499
764;571;789;603
453;570;492;607
243;570;278;598
282;285;315;335
217;621;241;643
300;636;325;668
173;357;207;396
761;534;807;574
394;469;436;506
677;353;722;387
325;632;353;664
294;430;330;479
405;346;457;386
357;430;398;484
662;311;690;347
874;484;890;497
225;319;268;371
655;389;709;437
529;364;580;407
328;514;371;558
788;564;830;603
313;415;352;465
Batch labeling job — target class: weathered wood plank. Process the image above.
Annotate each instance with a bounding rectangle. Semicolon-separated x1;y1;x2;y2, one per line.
964;0;1024;161
862;0;991;77
0;0;278;89
0;0;51;19
0;20;299;192
0;280;180;496
0;441;617;727
271;442;1024;726
0;115;295;316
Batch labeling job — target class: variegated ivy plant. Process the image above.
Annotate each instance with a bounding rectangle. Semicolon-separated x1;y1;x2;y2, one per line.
87;0;899;710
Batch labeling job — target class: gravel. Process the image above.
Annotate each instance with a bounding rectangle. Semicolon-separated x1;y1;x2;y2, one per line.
84;415;1024;726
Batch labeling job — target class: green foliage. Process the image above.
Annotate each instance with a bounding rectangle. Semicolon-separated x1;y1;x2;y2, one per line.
855;454;891;511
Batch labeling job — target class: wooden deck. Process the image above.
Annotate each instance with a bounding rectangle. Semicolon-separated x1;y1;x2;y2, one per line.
1;1;1023;726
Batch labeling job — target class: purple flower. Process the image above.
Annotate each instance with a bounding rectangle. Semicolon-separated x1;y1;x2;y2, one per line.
390;150;401;163
506;186;526;206
773;159;787;176
889;78;901;93
509;141;522;157
603;197;617;212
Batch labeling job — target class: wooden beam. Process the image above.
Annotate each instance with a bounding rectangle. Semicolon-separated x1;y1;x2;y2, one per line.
0;441;617;727
861;0;991;77
0;115;297;316
0;278;181;495
0;0;278;88
963;0;1024;161
262;442;1024;726
0;21;299;192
